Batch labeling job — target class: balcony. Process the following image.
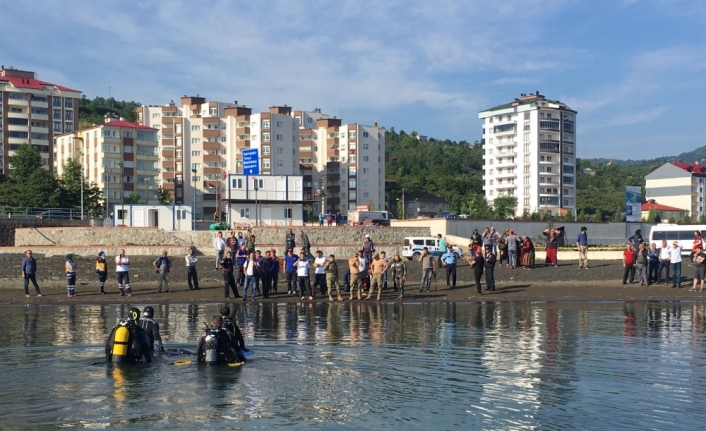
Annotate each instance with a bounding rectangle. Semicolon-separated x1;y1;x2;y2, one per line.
203;167;221;176
32;126;49;135
541;170;560;175
203;129;220;138
203;153;220;162
31;99;48;108
493;123;516;136
8;110;28;119
539;143;560;153
563;145;574;155
8;97;28;106
563;166;575;174
539;158;560;164
203;141;221;151
235;140;250;149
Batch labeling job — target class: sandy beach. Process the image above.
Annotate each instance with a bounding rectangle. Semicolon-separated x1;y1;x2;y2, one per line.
2;254;703;304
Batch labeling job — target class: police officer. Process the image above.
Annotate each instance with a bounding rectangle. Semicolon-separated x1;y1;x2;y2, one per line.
440;245;458;289
139;306;165;353
389;254;407;299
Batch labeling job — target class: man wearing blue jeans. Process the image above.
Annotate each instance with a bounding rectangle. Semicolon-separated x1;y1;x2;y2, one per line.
670;241;683;288
21;250;42;297
242;252;258;300
657;240;671;284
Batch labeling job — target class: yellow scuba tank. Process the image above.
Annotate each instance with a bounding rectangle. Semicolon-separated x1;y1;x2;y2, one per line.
112;326;131;363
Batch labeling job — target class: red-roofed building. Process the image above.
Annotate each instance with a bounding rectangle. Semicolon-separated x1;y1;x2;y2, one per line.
640;199;687;221
54;113;159;218
645;162;706;221
0;67;81;173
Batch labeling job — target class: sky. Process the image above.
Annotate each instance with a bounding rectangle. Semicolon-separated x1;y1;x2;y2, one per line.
2;0;704;160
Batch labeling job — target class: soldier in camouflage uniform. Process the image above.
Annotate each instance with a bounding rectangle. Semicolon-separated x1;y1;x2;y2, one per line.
389;254;407;300
324;254;343;302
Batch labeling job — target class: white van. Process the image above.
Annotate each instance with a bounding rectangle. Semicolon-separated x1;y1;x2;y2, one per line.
402;237;464;261
648;224;706;254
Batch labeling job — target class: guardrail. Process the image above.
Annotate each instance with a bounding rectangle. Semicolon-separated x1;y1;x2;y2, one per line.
0;207;89;219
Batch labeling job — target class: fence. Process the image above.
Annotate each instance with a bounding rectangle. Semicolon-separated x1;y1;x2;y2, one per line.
0;207;89;220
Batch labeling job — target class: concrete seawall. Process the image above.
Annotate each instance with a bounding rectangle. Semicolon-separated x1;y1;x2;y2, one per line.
11;226;432;257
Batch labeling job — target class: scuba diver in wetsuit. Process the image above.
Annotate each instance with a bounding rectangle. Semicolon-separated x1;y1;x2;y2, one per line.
139;306;165;353
221;307;249;360
197;315;240;365
105;307;152;363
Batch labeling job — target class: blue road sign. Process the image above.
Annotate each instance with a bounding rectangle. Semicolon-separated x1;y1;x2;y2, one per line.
242;148;260;175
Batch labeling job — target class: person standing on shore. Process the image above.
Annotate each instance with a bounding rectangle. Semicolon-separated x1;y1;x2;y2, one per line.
471;229;482;255
657;240;671;284
544;229;559;267
437;233;447;268
284;248;298;295
65;254;77;297
299;230;311;259
324;254;342;301
226;231;238;262
440;245;458;289
286;229;296;252
521;236;535;268
246;234;256;255
235;243;248;287
389;254;407;299
22;250;42;298
379;251;390;290
297;251;313;300
362;234;375;264
670;241;683;288
185;247;200;290
115;249;131;297
691;247;706;291
484;248;497;291
313;250;327;297
153;251;172;293
467;249;484;296
270;249;280;294
367;253;386;301
622;244;636;285
220;251;239;299
635;243;649;286
576;227;589;269
242;252;258;301
348;252;362;300
418;247;435;293
506;230;518;269
213;232;226;270
237;231;246;248
629;229;643;251
647;243;659;285
260;251;274;299
96;252;108;294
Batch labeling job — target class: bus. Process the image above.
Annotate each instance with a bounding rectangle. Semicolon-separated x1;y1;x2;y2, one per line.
648;224;706;255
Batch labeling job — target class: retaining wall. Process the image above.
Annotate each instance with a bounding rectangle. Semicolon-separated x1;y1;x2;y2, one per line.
0;218;90;247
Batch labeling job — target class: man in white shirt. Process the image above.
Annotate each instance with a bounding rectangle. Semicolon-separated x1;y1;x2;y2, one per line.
115;249;131;296
313;250;327;297
670;241;683;288
242;251;258;301
657;240;671;284
297;251;313;300
213;231;226;270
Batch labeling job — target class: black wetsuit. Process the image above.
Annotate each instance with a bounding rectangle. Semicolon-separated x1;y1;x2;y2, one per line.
139;317;164;353
197;326;238;364
105;320;152;363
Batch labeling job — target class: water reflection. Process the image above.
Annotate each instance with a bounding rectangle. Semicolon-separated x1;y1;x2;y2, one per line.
1;301;706;429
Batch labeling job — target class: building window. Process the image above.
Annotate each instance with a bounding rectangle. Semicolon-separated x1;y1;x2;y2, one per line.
65;124;73;132
191;163;201;170
152;113;160;119
262;133;270;142
191;125;200;131
53;122;62;132
276;147;283;154
191;138;200;144
363;132;369;138
65;99;73;109
363;143;369;150
191;151;201;157
349;179;357;188
124;146;133;153
240;208;250;218
123;175;134;183
263;160;270;168
276;134;283;141
276;160;283;166
363;156;369;162
262;146;270;155
232;178;243;189
262;120;270;129
284;208;292;219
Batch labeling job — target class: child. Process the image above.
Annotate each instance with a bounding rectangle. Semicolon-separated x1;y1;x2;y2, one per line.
65;253;77;297
96;251;107;294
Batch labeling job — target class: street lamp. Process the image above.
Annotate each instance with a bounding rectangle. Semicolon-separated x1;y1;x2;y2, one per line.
117;162;124;225
320;175;327;215
191;168;197;231
253;177;259;227
73;137;85;220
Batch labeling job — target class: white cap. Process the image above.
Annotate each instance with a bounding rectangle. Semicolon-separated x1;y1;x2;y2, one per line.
365;234;370;238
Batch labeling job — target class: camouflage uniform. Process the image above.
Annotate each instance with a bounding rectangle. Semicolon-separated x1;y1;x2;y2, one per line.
389;260;407;298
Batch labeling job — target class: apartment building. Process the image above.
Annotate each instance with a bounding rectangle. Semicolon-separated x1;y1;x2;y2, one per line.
293;109;386;215
137;99;301;219
479;92;577;217
645;162;706;221
0;66;81;173
54;115;160;215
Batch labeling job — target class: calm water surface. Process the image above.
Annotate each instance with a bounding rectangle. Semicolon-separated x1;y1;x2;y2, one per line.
1;301;706;430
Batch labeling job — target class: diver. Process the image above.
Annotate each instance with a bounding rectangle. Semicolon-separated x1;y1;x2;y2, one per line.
139;306;165;353
197;315;240;365
221;307;249;360
105;307;152;363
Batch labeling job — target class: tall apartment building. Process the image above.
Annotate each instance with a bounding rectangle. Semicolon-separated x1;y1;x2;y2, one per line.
479;92;577;217
54;115;159;214
137;98;300;219
293;109;386;215
0;67;81;173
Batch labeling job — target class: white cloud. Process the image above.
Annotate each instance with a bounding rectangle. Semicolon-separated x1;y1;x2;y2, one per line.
581;105;671;132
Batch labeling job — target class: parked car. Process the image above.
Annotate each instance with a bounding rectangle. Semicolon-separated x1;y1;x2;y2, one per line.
37;210;80;220
402;236;464;261
435;213;459;219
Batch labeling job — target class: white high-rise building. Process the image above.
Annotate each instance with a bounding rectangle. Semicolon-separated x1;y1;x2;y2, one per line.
479;92;577;217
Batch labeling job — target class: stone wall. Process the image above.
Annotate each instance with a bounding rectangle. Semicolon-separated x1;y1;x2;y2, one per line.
0;218;90;247
13;226;431;255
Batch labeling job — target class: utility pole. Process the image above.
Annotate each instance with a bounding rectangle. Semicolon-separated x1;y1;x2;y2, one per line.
254;177;259;227
402;187;405;219
191;168;197;230
117;162;124;225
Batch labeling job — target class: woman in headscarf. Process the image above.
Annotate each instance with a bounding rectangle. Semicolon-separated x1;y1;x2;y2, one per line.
521;235;535;268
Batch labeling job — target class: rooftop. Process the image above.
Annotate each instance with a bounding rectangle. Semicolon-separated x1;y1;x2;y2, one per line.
641;200;685;212
481;91;569;113
669;162;706;174
0;67;80;93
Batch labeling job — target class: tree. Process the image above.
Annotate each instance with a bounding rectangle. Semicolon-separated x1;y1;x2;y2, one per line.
0;144;60;207
58;159;104;216
396;200;403;219
124;192;143;204
492;196;517;219
157;186;174;204
465;194;492;218
303;204;313;223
